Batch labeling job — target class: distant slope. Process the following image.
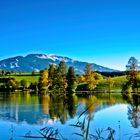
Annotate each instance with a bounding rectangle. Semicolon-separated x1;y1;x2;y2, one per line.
0;54;118;73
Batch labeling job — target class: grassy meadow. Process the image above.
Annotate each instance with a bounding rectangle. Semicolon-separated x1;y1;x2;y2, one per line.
0;72;40;85
96;76;127;91
0;71;127;91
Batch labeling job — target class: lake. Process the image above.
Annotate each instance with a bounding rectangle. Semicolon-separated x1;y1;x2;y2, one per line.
0;92;139;140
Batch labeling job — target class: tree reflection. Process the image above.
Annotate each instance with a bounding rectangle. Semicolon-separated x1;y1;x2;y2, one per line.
49;95;68;124
85;95;99;115
67;94;78;118
39;94;50;114
126;94;140;128
0;92;122;126
128;105;140;128
49;94;78;124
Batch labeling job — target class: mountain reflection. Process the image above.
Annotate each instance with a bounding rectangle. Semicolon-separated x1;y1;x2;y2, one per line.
0;92;123;125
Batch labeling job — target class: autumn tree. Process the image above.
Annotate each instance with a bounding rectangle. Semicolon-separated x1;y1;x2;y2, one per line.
78;75;85;84
107;77;114;92
66;67;77;94
6;79;19;91
107;77;114;98
84;64;93;78
84;64;97;91
38;69;49;91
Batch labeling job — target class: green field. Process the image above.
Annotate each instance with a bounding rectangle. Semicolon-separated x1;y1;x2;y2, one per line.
96;76;127;90
0;74;127;91
1;75;39;84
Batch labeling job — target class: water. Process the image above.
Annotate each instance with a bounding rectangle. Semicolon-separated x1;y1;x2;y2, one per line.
0;92;139;140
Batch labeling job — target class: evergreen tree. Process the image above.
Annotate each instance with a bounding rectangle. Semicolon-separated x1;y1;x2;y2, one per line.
66;67;77;93
48;64;56;90
58;61;67;76
52;62;67;93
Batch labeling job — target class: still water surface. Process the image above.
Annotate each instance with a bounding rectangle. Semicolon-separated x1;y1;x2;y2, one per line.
0;92;139;140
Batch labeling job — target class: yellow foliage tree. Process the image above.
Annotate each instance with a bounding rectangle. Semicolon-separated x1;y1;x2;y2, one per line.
39;69;49;91
107;77;114;98
78;75;85;83
84;64;97;91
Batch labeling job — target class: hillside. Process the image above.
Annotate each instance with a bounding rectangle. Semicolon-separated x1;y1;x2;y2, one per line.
0;54;118;74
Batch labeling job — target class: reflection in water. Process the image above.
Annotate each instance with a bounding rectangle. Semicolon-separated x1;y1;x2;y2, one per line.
85;95;98;115
67;94;78;118
0;93;80;125
49;95;68;124
0;92;124;126
126;94;140;128
49;94;78;124
0;92;139;140
128;105;140;128
39;94;50;114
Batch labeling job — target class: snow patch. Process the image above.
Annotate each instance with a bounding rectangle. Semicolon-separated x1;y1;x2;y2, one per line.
31;67;40;72
36;54;72;62
3;64;6;67
10;62;19;69
33;68;40;72
36;54;56;61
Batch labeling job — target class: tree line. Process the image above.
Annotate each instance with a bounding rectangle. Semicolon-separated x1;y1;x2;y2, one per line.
0;61;117;93
38;61;104;94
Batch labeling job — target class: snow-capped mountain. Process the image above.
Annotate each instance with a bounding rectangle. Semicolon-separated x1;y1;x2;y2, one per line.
0;54;118;73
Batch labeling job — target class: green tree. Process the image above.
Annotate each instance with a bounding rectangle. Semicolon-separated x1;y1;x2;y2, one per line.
1;70;6;76
94;73;103;81
38;69;49;91
66;67;77;94
48;64;56;90
58;61;67;76
20;79;28;90
52;62;68;93
126;57;140;92
126;56;139;71
29;82;38;92
32;71;36;75
122;82;132;96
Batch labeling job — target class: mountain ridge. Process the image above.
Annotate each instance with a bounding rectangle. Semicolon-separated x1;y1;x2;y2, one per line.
0;53;118;73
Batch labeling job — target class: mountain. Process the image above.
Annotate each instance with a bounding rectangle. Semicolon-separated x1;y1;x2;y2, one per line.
0;54;118;73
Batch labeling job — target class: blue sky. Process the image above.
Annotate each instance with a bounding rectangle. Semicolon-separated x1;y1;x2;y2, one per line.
0;0;140;70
